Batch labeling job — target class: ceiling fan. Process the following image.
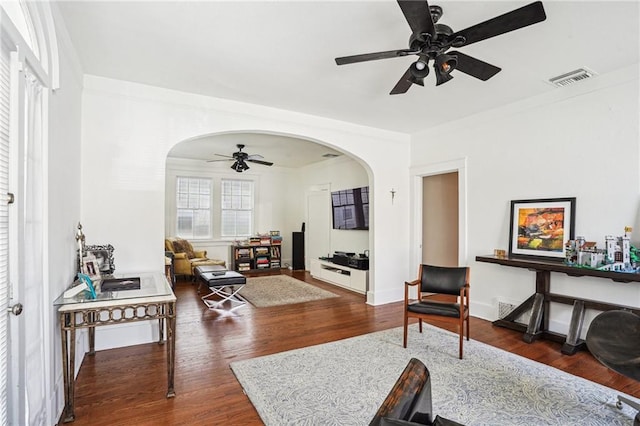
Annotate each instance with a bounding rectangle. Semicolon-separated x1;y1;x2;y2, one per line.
335;1;546;94
207;144;274;172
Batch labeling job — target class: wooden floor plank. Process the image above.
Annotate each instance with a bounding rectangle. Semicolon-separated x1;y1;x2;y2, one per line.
62;270;640;425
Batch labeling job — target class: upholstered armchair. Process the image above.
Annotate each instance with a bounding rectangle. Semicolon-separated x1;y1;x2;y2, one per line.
164;238;226;279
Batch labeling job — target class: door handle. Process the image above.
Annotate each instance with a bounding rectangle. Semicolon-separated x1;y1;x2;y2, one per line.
7;303;23;316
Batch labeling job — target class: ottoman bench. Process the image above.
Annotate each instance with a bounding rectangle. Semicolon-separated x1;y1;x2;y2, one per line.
195;265;247;312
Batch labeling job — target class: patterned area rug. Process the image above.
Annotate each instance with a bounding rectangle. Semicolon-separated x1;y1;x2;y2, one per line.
230;324;639;425
238;275;339;307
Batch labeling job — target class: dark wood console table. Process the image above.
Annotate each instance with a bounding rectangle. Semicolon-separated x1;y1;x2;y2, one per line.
476;255;640;355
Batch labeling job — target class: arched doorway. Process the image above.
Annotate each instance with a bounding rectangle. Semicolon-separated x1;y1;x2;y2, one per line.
164;131;371;286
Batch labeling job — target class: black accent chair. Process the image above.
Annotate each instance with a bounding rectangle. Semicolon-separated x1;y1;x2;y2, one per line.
369;358;464;426
404;265;470;359
586;309;640;425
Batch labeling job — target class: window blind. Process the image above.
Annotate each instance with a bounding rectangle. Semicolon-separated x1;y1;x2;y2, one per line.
0;40;12;426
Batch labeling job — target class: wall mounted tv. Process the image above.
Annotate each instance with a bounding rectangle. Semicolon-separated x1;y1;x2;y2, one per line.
331;186;369;230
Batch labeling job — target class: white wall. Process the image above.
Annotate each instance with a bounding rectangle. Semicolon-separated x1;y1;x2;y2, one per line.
48;2;84;421
410;65;640;335
297;155;370;256
79;75;411;348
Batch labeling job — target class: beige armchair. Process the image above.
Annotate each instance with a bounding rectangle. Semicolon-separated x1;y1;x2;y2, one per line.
164;238;226;279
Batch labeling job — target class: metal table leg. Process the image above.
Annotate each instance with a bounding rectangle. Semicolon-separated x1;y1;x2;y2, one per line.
60;312;76;423
166;301;176;398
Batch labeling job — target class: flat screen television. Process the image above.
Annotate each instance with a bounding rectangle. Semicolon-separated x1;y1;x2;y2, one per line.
331;186;369;230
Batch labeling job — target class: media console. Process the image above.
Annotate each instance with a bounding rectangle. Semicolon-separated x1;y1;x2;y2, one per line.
310;258;368;295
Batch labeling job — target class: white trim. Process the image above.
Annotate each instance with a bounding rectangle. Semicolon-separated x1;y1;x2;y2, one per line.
33;1;60;90
409;158;468;276
0;8;48;87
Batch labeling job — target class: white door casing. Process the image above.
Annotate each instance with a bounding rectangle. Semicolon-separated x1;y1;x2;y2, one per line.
410;158;468;277
305;185;331;270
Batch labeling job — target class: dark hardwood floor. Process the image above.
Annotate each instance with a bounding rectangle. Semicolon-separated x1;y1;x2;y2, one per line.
65;270;640;425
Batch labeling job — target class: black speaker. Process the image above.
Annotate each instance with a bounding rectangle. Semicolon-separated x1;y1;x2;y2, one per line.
292;231;305;270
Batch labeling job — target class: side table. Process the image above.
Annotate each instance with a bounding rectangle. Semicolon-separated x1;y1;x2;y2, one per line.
54;272;176;423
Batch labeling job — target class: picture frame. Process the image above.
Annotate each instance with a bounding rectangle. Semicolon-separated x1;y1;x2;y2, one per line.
508;197;576;261
82;255;102;281
83;244;115;275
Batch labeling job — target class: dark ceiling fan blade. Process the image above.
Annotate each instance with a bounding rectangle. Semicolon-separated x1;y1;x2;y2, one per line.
247;159;273;166
447;1;546;47
397;1;435;39
335;49;417;65
449;51;501;81
390;68;414;95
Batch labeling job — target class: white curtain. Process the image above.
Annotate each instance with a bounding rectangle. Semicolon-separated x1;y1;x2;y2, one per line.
22;66;47;426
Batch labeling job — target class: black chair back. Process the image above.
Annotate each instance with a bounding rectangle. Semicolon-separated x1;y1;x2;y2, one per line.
420;265;468;296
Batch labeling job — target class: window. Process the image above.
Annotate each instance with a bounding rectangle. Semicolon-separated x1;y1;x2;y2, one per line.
176;177;211;239
1;2;39;59
221;179;253;237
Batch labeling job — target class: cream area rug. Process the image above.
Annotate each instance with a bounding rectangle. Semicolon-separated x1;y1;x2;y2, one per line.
238;275;339;307
230;324;639;426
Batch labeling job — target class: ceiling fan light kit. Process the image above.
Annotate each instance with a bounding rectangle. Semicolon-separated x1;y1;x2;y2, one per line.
207;144;274;173
335;0;547;94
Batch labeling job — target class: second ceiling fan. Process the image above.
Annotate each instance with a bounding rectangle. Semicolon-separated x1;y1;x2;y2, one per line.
207;144;273;172
335;1;547;94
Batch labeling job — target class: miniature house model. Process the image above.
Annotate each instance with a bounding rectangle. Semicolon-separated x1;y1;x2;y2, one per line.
565;229;635;272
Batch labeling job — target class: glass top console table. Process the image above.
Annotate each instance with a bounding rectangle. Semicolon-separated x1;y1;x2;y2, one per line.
476;255;640;355
54;272;176;423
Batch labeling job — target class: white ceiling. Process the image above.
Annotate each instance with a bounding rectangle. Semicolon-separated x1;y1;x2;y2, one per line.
55;0;639;165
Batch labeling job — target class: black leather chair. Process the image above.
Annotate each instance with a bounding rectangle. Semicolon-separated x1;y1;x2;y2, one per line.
404;265;470;359
586;309;640;426
369;358;463;426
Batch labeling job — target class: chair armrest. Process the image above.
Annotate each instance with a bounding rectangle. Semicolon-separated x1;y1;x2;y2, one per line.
194;250;207;258
173;252;188;260
404;279;421;305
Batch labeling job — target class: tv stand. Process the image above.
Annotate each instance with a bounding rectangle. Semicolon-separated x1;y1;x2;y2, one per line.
310;258;367;294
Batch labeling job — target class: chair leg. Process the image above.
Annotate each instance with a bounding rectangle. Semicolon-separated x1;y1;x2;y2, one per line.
466;315;470;341
403;313;408;348
459;316;464;360
418;319;422;333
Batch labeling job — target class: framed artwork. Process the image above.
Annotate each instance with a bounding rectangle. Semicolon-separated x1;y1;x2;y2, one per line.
508;197;576;261
84;244;115;274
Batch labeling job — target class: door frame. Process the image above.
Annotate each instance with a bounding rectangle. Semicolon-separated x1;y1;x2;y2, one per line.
410;158;467;275
304;184;331;271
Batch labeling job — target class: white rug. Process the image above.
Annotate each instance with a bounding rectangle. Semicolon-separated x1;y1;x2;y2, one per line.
230;324;639;425
238;275;339;307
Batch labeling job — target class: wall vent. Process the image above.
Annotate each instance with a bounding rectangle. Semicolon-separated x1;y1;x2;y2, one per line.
548;68;597;87
496;298;530;323
497;301;517;319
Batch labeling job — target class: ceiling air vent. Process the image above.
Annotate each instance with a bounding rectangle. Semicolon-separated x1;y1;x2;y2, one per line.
548;68;597;87
322;153;341;158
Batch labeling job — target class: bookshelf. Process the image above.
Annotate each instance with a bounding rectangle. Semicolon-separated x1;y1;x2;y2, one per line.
231;235;282;273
